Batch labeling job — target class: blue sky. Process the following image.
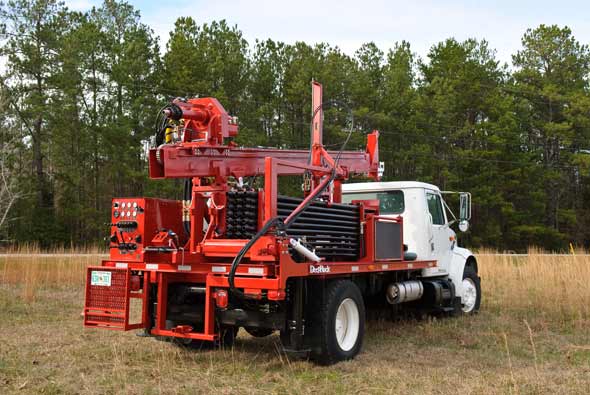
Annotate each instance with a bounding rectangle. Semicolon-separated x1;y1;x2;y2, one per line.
66;0;590;65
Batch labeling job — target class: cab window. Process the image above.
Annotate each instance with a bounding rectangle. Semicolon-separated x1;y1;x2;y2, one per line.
342;190;404;214
426;192;445;225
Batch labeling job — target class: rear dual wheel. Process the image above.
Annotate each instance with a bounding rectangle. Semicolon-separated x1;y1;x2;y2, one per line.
312;280;365;365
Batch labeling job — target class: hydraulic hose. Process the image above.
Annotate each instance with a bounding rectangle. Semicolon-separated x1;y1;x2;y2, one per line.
228;168;338;298
228;217;284;298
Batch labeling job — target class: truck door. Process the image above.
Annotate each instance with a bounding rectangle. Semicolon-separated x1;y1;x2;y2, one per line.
425;191;453;274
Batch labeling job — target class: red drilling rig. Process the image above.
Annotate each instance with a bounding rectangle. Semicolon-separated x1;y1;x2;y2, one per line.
84;81;462;364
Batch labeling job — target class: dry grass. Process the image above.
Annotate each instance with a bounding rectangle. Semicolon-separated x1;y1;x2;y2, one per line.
3;248;589;320
0;243;106;255
0;254;103;302
0;250;589;394
478;248;590;320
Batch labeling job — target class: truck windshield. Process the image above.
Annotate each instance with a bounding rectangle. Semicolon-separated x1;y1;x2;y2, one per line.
342;190;405;214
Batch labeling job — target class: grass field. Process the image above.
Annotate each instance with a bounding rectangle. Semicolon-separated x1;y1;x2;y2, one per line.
1;251;589;394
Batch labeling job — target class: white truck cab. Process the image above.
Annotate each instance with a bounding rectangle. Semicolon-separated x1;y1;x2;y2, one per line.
342;181;479;314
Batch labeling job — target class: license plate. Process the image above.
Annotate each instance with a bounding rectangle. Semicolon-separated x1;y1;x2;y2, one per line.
91;271;112;286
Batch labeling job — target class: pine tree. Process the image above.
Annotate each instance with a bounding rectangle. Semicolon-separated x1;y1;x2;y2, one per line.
0;0;68;244
513;25;590;247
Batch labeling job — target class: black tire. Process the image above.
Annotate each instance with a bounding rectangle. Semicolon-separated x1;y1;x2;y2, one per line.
172;326;238;349
460;265;481;314
312;280;365;365
217;325;238;348
173;337;208;350
244;327;275;338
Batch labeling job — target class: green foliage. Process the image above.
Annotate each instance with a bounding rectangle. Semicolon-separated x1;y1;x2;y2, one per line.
512;24;590;242
0;3;588;251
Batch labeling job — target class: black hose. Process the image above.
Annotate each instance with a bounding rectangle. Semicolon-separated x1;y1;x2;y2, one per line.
155;116;167;146
227;173;335;298
228;217;284;298
153;104;169;146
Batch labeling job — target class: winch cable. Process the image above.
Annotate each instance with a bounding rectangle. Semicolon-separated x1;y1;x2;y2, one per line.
287;102;354;227
306;99;352;165
228;106;355;298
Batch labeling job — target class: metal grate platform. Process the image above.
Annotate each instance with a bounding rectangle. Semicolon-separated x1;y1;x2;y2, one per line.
84;267;133;330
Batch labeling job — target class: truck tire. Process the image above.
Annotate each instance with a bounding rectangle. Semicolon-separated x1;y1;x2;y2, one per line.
244;327;274;338
173;325;237;349
312;280;365;364
460;265;481;314
217;325;238;348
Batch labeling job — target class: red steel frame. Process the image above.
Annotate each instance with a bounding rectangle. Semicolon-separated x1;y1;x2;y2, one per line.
84;81;437;341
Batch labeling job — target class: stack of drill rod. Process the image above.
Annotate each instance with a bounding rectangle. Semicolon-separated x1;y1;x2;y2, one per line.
225;190;259;239
277;195;360;261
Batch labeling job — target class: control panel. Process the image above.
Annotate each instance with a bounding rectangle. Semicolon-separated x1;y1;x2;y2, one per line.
109;197;184;262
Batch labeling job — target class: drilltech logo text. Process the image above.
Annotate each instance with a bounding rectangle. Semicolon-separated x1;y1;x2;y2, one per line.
309;265;331;274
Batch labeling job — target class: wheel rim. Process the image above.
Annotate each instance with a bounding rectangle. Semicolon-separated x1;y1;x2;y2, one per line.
335;298;360;351
461;278;478;313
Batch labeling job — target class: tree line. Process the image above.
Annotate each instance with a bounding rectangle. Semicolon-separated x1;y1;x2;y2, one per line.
1;0;589;251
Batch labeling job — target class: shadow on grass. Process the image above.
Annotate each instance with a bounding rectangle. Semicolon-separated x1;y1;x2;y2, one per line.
165;312;457;363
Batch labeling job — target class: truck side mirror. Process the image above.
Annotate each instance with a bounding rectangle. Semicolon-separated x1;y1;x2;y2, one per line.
459;192;471;233
459;192;471;221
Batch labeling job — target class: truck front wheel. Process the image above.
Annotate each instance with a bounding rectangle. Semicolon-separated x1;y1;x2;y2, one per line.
461;265;481;314
313;280;365;364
